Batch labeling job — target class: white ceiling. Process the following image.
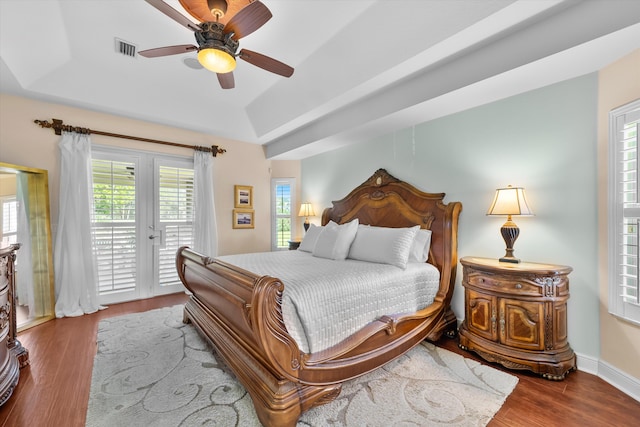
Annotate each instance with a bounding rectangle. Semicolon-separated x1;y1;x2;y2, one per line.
1;0;639;160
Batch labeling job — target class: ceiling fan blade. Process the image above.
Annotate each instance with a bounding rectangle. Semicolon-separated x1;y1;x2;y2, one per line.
238;50;294;78
138;44;198;58
145;0;200;31
224;1;272;40
217;72;235;89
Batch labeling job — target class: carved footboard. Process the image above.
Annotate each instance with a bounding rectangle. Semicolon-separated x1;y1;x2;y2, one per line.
177;248;342;426
177;247;455;426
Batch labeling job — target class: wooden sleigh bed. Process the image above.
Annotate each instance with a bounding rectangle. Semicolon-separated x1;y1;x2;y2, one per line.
176;169;462;426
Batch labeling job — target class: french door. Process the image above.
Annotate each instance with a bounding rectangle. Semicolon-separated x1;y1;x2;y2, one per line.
91;147;194;305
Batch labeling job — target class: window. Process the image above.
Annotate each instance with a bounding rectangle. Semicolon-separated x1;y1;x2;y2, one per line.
271;178;296;251
1;196;18;245
609;99;640;325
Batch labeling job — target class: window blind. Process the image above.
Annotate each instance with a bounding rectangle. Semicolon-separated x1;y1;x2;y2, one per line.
1;198;18;244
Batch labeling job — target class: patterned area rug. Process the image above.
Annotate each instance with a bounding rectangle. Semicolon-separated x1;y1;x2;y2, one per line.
86;305;518;427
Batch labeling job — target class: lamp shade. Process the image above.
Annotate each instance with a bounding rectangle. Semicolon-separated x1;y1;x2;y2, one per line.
298;202;315;217
487;186;533;216
197;48;236;73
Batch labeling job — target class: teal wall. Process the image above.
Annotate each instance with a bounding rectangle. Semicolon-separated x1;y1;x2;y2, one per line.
302;74;599;359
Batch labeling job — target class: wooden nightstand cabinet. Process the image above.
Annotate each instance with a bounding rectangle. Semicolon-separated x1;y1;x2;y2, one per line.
458;257;576;380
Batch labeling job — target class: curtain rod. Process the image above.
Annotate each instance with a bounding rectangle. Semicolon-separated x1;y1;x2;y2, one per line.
33;118;226;157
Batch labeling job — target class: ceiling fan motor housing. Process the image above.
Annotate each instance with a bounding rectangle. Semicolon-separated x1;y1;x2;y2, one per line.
195;22;238;56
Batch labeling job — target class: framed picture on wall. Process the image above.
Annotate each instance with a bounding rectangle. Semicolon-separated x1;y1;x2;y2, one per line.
233;209;254;229
234;185;253;208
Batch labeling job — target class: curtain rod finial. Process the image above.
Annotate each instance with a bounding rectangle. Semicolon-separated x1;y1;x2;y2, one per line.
211;145;227;157
34;118;64;135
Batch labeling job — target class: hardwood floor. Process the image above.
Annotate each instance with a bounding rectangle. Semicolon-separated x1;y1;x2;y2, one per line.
1;293;639;427
0;293;189;427
437;339;640;427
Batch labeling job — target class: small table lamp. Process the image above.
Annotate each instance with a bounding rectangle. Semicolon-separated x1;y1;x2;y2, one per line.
298;202;315;232
486;185;533;263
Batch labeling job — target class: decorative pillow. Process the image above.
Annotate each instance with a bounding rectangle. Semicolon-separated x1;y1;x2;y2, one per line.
298;223;323;252
408;229;432;263
348;224;420;269
312;219;359;260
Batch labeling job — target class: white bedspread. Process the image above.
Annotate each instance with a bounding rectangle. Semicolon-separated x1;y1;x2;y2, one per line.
217;250;441;354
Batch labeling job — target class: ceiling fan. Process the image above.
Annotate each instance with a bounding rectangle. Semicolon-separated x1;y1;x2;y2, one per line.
139;0;294;89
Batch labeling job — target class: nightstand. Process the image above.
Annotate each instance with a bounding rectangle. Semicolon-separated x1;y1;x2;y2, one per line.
458;256;576;380
288;240;301;250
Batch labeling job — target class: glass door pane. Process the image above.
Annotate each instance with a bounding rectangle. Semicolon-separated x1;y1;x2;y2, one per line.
153;159;194;295
92;157;138;303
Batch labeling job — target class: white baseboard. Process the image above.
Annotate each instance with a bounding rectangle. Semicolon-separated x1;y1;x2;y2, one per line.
575;351;598;375
597;359;640;403
576;352;640;403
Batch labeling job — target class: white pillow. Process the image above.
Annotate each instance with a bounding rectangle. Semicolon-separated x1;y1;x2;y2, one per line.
312;219;359;260
409;229;432;263
348;225;420;269
298;224;323;252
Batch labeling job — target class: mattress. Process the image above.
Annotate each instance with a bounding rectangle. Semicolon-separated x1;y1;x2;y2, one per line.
217;250;441;353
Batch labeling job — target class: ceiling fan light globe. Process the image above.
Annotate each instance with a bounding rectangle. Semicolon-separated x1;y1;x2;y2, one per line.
197;48;236;74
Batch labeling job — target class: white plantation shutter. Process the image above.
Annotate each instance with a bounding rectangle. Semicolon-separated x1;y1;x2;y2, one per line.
271;178;295;251
610;99;640;324
1;197;18;244
157;165;194;286
92;158;137;295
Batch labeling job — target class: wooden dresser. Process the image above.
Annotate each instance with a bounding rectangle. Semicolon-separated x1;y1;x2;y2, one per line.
0;243;29;406
458;256;576;380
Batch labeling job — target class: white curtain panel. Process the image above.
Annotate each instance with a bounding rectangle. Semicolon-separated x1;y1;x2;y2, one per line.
16;172;35;317
54;132;103;317
193;150;218;257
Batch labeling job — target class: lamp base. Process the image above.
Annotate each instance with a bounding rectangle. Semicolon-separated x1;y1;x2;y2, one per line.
499;217;520;264
303;221;310;232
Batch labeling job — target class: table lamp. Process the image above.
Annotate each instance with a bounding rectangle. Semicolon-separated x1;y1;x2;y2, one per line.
486;185;533;263
298;202;315;232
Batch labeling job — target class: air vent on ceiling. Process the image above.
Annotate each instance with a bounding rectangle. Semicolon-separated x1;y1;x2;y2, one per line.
115;38;137;58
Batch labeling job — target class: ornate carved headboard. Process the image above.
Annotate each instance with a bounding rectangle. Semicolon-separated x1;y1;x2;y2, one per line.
322;169;462;297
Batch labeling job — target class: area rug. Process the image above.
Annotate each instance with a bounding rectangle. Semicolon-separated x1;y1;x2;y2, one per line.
86;305;518;427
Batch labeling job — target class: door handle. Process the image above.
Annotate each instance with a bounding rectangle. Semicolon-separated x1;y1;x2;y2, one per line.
148;228;163;246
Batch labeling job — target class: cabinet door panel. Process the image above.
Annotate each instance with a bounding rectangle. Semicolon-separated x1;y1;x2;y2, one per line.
466;289;498;341
500;298;544;350
553;302;568;347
